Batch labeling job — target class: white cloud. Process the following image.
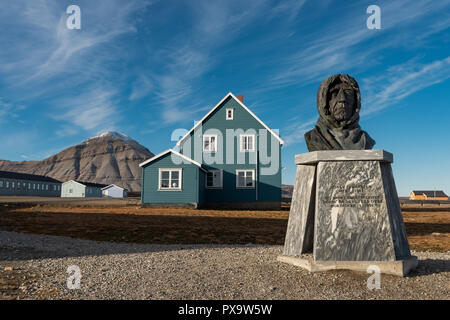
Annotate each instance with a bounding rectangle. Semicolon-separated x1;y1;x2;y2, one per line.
269;0;450;88
129;75;154;101
51;87;119;132
362;57;450;115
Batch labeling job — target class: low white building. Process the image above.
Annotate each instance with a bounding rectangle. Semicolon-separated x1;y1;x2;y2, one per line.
101;184;127;198
61;180;108;198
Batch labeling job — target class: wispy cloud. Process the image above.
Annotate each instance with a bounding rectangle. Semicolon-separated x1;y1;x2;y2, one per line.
362;56;450;115
0;98;26;121
269;0;450;88
51;87;119;133
129;75;154;101
0;0;152;133
148;0;275;124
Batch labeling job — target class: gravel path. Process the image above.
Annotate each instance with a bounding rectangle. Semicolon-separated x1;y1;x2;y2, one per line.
0;231;448;300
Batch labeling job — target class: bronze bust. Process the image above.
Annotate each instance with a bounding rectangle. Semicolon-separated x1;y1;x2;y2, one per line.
305;74;375;151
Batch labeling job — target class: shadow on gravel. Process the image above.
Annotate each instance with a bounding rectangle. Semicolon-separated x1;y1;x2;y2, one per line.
406;259;450;277
0;232;275;262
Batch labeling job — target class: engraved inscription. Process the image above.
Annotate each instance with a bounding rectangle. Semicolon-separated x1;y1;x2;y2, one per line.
322;185;383;208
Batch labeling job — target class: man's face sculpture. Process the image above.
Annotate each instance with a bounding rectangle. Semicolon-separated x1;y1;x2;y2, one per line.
328;82;355;122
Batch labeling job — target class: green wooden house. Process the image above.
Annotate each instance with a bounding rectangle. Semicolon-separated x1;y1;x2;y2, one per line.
140;93;284;209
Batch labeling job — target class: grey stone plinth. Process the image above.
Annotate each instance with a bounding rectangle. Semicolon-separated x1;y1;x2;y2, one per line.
295;150;393;165
282;150;415;274
277;255;418;277
283;164;316;255
314;159;411;261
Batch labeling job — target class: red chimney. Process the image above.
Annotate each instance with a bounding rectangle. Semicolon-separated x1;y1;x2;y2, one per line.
237;95;243;103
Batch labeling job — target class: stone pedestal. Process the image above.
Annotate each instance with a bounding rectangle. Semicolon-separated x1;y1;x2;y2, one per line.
279;150;417;276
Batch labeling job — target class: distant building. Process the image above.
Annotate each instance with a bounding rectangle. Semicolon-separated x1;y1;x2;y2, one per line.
410;190;448;201
0;170;61;197
101;184;127;198
61;180;108;198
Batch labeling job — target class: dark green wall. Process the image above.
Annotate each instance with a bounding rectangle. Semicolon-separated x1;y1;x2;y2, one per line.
180;96;282;202
141;152;200;204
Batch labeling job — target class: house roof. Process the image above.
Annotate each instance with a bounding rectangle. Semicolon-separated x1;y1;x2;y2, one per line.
412;190;448;197
176;92;284;147
63;180;108;188
101;184;127;191
0;170;61;183
139;149;207;172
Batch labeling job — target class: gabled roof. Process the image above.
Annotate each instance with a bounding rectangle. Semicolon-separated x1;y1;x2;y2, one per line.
63;179;108;188
139;149;207;172
176;92;284;146
412;190;448;197
101;184;127;191
0;170;61;183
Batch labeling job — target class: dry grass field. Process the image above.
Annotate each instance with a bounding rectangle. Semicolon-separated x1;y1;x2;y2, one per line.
0;202;448;252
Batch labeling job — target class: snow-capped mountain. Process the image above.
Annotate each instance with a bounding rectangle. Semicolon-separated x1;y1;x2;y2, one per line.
0;132;154;192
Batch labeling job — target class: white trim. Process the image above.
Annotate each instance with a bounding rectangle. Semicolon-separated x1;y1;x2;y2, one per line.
240;134;255;152
62;180;86;188
139;149;206;172
203;134;218;152
176;92;284;146
101;184;125;191
236;169;255;189
226;108;234;120
158;168;182;191
205;169;223;189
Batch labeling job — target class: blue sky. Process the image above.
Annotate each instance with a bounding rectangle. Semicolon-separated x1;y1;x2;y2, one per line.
0;0;449;196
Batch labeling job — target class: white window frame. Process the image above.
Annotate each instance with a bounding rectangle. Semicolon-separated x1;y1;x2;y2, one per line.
158;168;182;191
205;170;223;189
226;108;233;120
203;134;217;152
236;169;255;189
240;134;255;152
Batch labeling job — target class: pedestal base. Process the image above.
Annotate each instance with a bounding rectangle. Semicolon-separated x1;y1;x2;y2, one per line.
282;150;416;275
277;254;418;277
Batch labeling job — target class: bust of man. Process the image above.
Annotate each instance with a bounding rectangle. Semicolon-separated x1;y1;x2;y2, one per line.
305;74;375;151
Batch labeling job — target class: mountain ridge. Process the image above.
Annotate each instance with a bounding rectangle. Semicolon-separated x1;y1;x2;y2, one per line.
0;132;153;192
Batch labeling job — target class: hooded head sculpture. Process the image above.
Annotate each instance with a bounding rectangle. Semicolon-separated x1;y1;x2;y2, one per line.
304;74;375;151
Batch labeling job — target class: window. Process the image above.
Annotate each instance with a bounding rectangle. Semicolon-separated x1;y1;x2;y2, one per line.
37;184;40;190
46;184;49;190
28;183;31;189
159;169;182;190
203;135;217;152
69;188;73;194
12;182;15;189
206;170;223;188
236;170;255;188
33;184;35;190
0;180;3;188
226;108;233;120
240;135;255;152
18;182;21;189
6;181;9;188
